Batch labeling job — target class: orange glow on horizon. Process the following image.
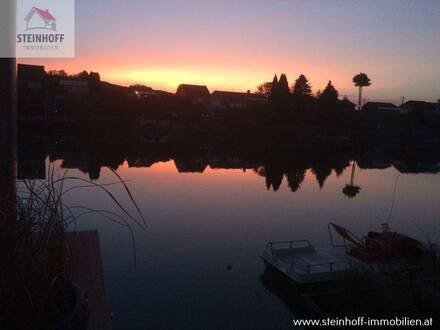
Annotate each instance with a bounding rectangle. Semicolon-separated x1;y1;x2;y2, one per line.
22;51;351;95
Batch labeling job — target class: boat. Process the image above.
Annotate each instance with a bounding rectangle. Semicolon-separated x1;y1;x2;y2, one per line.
261;239;353;285
261;223;436;285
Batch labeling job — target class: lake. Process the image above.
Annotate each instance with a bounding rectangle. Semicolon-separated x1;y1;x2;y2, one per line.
27;146;440;329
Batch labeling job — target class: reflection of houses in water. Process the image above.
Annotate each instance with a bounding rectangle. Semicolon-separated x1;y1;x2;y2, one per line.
17;154;46;180
358;145;440;174
174;156;208;173
20;123;440;186
17;132;47;179
208;155;260;171
357;152;393;170
127;156;171;169
60;157;102;181
393;159;440;174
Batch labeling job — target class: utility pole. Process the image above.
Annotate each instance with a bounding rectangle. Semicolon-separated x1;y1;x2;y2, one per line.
0;0;17;243
401;96;405;106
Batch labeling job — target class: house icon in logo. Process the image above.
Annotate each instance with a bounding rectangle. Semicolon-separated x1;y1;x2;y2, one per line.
25;7;57;31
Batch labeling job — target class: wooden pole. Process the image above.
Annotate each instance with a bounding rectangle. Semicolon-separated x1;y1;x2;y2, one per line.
0;0;17;247
358;86;363;111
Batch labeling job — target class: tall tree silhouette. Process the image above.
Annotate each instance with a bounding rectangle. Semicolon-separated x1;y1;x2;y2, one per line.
286;169;306;192
278;74;290;107
352;73;371;111
318;81;339;110
292;74;312;97
269;74;290;108
292;74;313;112
269;74;278;105
320;81;338;101
311;166;332;189
278;74;290;96
263;160;284;191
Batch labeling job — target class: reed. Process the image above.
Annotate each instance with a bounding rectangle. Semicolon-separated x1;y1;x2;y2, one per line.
1;165;144;328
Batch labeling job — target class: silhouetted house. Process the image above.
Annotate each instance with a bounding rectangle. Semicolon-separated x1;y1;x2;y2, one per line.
340;97;356;112
401;100;440;116
135;90;156;99
176;84;210;104
210;91;268;110
58;79;90;100
129;85;155;99
50;79;91;120
17;64;47;119
362;102;400;119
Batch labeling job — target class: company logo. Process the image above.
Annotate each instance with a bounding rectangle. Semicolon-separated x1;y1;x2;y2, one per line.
25;7;57;31
16;0;75;58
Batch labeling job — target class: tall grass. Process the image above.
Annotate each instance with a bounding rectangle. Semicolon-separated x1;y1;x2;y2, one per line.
1;164;144;329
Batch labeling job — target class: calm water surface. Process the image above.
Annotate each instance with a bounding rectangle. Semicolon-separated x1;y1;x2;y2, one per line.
50;158;440;329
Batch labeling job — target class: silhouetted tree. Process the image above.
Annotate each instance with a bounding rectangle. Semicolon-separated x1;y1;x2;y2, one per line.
256;82;272;97
311;166;331;189
89;71;100;82
269;75;279;105
48;70;67;77
286;169;306;192
270;73;290;109
278;74;290;96
318;81;339;110
76;70;89;80
320;81;338;102
292;74;312;97
291;74;314;112
334;159;350;177
353;73;371;111
264;161;284;191
278;74;290;107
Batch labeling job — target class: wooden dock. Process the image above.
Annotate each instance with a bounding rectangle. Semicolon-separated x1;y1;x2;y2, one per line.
66;231;112;330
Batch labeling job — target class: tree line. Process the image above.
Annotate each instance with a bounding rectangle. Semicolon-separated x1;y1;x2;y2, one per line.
257;72;372;114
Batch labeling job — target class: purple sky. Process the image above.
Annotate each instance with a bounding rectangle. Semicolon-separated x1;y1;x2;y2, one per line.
24;0;440;103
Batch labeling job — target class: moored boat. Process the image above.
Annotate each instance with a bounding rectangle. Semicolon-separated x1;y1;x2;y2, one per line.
262;223;436;285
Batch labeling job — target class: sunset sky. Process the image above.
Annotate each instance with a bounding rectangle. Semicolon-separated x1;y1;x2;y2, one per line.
22;0;440;103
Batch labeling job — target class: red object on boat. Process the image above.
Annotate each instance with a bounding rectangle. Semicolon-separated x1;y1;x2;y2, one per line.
329;223;429;263
349;231;428;263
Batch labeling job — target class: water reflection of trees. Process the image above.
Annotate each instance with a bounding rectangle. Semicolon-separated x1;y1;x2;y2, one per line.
343;161;361;198
17;126;440;195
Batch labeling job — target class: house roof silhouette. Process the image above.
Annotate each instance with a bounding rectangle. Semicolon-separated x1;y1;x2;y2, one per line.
17;64;46;81
362;102;396;112
401;100;438;111
176;84;210;99
25;7;56;23
211;90;267;100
